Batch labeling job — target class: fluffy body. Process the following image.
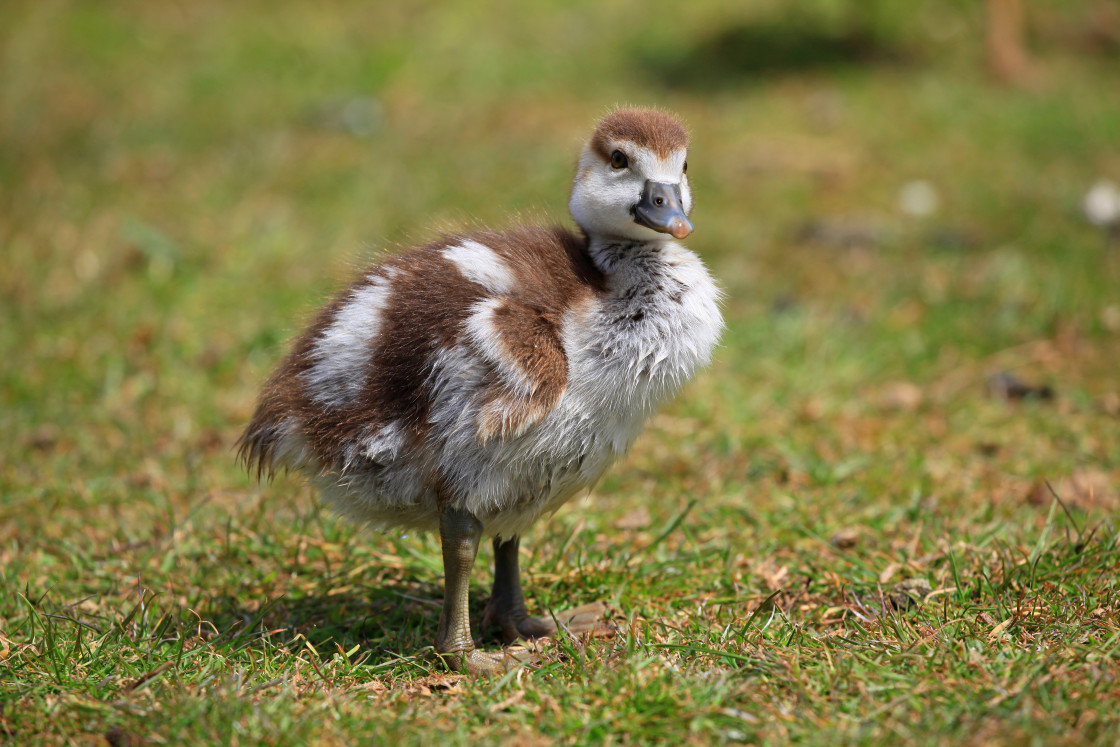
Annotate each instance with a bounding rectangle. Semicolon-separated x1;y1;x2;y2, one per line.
240;107;722;541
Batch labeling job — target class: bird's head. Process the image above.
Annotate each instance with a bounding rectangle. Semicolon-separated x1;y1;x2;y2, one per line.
569;108;692;243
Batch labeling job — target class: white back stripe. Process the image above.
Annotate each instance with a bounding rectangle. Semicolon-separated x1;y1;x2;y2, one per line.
443;240;514;294
303;273;393;407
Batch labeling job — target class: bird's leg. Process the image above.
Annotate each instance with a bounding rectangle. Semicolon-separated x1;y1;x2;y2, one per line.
482;535;613;644
435;505;529;675
482;536;557;642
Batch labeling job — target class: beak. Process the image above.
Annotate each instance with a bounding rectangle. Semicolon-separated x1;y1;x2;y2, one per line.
633;181;693;239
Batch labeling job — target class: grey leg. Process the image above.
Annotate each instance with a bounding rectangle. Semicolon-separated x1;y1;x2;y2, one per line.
482;535;613;644
482;536;557;642
435;506;529;675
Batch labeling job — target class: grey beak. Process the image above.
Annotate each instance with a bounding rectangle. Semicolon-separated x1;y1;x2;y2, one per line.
633;181;693;239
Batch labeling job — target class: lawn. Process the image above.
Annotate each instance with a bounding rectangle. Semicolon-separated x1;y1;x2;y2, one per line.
2;1;1119;744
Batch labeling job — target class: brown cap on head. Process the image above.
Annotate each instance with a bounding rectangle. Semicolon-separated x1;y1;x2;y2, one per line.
589;108;689;161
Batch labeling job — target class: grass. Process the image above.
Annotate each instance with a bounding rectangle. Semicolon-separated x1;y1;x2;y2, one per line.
2;0;1119;743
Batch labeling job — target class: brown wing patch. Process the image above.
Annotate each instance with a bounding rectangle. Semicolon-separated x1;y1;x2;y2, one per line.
589;107;689;161
239;241;482;475
471;225;603;302
474;298;569;443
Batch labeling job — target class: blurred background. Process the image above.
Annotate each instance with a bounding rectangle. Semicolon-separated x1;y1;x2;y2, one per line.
2;0;1118;571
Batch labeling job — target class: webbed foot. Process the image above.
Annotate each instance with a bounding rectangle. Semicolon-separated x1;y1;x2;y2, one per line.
437;645;536;676
483;599;615;643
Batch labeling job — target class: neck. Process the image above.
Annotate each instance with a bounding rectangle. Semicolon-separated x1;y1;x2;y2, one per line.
585;233;672;274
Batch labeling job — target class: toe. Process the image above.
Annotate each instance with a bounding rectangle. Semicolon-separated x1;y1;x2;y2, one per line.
516;615;558;641
439;647;536;676
484;602;616;644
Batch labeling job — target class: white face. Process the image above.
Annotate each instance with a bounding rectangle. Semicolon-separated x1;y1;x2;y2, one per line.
569;142;692;241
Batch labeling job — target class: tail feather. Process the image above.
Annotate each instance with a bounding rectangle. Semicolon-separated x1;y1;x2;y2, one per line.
236;421;278;482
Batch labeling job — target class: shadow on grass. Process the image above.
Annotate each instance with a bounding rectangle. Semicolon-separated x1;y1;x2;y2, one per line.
644;18;909;90
192;583;436;669
197;582;511;672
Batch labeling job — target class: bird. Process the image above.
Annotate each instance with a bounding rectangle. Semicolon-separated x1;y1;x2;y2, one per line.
238;107;723;675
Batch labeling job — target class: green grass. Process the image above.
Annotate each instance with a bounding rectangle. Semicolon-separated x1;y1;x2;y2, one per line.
2;0;1119;744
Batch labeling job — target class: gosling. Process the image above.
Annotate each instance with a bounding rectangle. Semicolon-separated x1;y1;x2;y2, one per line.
238;108;723;674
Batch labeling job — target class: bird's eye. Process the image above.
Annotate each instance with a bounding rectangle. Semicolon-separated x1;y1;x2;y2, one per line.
610;150;628;169
683;160;688;174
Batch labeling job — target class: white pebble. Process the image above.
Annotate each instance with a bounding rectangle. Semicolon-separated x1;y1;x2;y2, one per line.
898;180;940;217
1082;179;1120;228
